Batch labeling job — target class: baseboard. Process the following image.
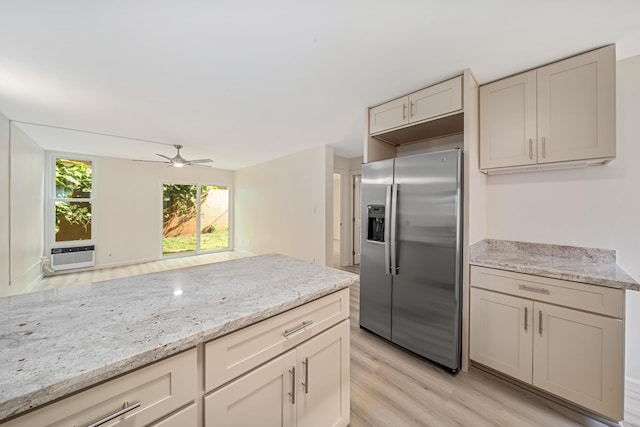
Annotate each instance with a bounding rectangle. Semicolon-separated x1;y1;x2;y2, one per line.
93;256;159;270
626;377;640;394
233;249;256;257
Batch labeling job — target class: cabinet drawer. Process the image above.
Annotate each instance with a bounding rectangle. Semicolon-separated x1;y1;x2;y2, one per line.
4;349;197;427
470;266;624;318
205;288;349;392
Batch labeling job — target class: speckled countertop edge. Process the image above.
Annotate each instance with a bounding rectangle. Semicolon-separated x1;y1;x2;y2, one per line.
0;254;357;421
470;239;638;291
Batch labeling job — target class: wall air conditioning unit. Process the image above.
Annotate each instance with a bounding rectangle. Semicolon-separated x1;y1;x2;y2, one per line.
51;245;95;271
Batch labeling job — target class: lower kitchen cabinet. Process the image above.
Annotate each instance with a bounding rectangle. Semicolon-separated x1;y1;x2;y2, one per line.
296;320;350;427
533;302;623;419
470;266;624;421
470;288;533;383
1;289;350;427
205;350;297;427
204;320;350;427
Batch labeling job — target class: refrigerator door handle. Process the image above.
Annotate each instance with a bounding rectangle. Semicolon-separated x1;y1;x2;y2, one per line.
384;184;392;275
390;183;398;275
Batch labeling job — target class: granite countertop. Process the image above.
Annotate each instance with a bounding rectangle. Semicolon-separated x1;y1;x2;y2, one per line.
470;239;638;291
0;253;357;421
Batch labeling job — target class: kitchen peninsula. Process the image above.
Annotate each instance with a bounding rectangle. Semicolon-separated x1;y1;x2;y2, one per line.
0;254;356;426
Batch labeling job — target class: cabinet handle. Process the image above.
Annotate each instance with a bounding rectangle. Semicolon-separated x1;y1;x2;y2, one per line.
402;103;407;120
518;284;550;295
289;367;296;404
283;320;313;337
84;401;141;427
302;357;309;394
410;101;415;117
539;310;543;335
542;136;546;159
524;307;528;331
529;138;533;160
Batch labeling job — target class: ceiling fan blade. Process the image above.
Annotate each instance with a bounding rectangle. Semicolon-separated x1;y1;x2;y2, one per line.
132;159;171;164
156;153;174;162
188;163;212;168
188;159;214;164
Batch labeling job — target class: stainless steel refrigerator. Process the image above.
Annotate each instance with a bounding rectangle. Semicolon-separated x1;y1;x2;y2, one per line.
359;149;462;372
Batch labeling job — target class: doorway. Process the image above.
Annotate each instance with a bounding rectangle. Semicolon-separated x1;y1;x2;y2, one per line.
333;173;341;267
353;174;361;265
162;183;230;256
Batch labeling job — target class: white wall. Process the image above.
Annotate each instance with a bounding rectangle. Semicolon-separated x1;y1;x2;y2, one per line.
234;145;333;265
0;112;9;292
91;156;234;268
484;55;640;383
7;124;44;295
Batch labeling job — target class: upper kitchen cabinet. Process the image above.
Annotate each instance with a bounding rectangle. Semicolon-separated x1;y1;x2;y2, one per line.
369;77;463;135
480;45;616;173
365;76;464;163
479;70;537;169
368;96;408;135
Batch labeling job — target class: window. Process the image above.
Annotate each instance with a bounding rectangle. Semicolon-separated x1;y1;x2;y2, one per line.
53;157;93;243
162;183;230;255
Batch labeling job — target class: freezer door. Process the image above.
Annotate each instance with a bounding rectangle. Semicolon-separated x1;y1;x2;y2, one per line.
391;149;462;370
359;158;394;340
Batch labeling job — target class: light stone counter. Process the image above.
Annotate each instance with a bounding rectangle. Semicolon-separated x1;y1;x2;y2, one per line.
470;239;638;291
0;253;357;421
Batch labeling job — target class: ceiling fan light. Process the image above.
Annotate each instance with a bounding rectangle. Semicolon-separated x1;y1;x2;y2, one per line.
173;162;184;168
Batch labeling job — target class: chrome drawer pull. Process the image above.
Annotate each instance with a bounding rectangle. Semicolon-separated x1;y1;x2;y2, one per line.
539;310;543;335
283;320;313;337
289;367;296;404
84;401;141;427
518;284;550;295
302;357;309;394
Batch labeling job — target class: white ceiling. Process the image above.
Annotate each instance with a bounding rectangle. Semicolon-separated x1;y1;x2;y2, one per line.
1;1;640;170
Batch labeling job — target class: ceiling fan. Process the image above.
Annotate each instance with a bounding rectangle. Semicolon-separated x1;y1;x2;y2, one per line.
136;144;213;168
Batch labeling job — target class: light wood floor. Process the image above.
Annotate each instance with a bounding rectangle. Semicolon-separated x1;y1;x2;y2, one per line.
347;267;640;427
36;257;640;426
36;250;253;291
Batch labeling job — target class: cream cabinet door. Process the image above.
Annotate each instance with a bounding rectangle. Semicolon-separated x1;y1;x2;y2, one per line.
470;288;533;383
479;70;537;169
204;350;297;427
408;76;462;124
537;45;615;164
533;302;624;420
369;96;408;134
296;320;350;427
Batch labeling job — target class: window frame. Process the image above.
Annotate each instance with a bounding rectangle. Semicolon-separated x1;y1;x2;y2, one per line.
46;152;97;250
160;180;233;258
